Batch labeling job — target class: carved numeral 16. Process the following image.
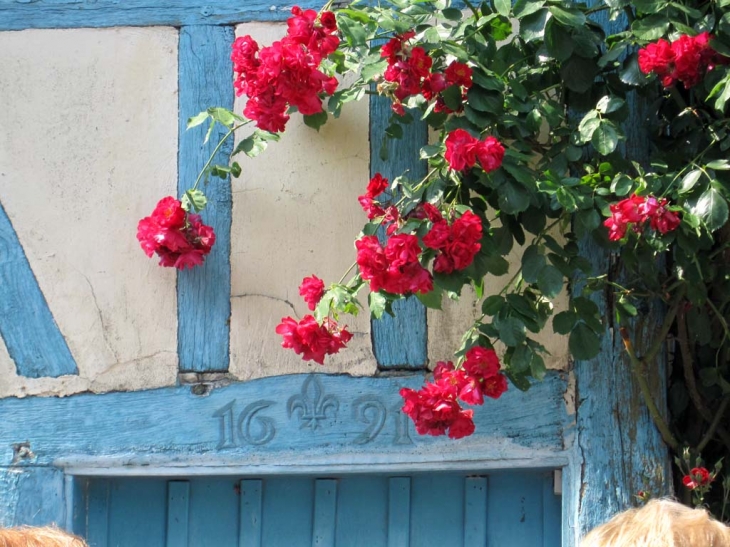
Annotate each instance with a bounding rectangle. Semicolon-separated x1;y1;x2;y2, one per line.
213;399;277;448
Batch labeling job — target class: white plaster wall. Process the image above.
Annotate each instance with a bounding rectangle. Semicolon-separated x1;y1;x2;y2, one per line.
229;23;377;380
0;27;179;397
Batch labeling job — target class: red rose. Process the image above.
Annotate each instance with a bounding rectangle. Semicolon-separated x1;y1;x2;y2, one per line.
444;129;479;171
475;136;505;173
299;275;325;311
151;196;186;228
365;173;389;198
444;61;473;88
638;39;674;78
682;467;712;490
276;314;351;364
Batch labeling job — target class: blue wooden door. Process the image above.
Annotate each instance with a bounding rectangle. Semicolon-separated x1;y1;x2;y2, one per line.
75;470;560;546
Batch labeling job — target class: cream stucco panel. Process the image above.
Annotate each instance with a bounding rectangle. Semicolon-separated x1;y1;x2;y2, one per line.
230;23;376;380
0;27;179;396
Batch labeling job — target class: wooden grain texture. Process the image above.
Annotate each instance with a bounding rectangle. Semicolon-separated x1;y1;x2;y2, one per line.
0;373;569;472
0;202;77;378
0;467;65;527
569;4;672;540
0;1;326;30
177;26;234;372
369;96;429;369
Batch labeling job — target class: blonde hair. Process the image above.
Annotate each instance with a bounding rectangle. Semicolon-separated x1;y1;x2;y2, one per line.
0;526;87;547
581;499;730;547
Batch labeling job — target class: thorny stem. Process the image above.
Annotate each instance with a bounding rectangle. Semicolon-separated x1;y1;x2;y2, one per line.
192;121;250;192
619;326;681;451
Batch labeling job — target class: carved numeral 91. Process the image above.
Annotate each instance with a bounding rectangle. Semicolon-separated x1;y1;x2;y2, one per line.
213;399;276;448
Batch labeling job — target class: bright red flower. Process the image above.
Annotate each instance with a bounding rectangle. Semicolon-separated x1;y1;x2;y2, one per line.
423;211;483;273
365;173;389;198
682;467;712;490
137;197;216;270
444;61;473;88
421;72;447;100
604;194;681;241
444;129;479;171
638;39;673;79
299;275;325;311
380;31;416;62
358;196;386;220
475;136;505;173
355;235;432;295
276;315;352;364
384;234;421;269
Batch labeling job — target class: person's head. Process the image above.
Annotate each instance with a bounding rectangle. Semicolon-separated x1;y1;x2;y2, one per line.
581;498;730;547
0;526;87;547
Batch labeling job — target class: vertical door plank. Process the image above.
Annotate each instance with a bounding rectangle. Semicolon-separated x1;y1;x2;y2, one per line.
335;476;388;547
86;480;109;547
166;481;190;547
464;477;488;547
387;477;411;547
542;472;562;547
187;478;239;547
262;477;313;547
239;479;263;547
107;478;167;546
177;24;234;372
312;479;337;547
487;473;543;547
410;475;464;547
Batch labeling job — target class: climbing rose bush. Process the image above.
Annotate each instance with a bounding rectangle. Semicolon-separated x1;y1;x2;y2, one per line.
140;0;730;519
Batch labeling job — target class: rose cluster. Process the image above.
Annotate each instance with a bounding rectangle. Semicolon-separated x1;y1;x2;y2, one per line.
423;209;483;274
400;347;508;439
356;234;433;295
682;466;713;490
275;275;352;364
444;129;505;173
638;32;727;88
137;196;216;270
380;31;474;115
603;194;681;241
231;7;339;132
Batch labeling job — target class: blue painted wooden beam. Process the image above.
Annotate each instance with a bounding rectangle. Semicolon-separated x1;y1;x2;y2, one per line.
0;1;329;31
369;96;428;369
0;202;77;378
0;372;569;470
177;26;234;373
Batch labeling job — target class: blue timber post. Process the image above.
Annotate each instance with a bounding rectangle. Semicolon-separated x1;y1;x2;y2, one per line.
177;25;235;373
369;96;429;369
568;4;672;539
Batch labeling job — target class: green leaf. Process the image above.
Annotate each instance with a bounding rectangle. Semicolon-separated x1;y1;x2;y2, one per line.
416;287;443;310
578;113;600;142
619;54;648;86
303;111;328;131
180;189;208;212
595;96;624;114
632;14;670;40
337;15;369;46
361;59;388;82
207;107;241;128
482;295;505;315
369;291;387;320
513;0;545;18
707;159;730;170
569;322;601;360
530;352;547;380
494;0;511;17
442;85;465;111
562;55;600;93
520;9;551;42
498;180;531;214
553;311;577;334
537;265;564;298
678;169;703;195
549;5;585;27
187;111;209;129
545;19;574;62
441;7;463;20
611;174;633;196
484;255;510;276
232;129;280;158
592;122;619;155
495;315;527;346
693;186;729;231
511;344;532;373
521;245;546;284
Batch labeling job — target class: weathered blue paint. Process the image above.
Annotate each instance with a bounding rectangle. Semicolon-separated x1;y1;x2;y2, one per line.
86;480;110;547
0;1;328;31
0;373;568;473
369;96;429;369
0;467;65;527
0;202;77;378
464;476;488;545
166;481;190;547
75;471;559;546
387;477;410;547
312;479;337;547
177;25;234;372
240;480;263;547
568;4;672;540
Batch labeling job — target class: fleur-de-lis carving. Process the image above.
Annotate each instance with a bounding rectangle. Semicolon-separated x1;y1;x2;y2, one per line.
287;375;339;430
